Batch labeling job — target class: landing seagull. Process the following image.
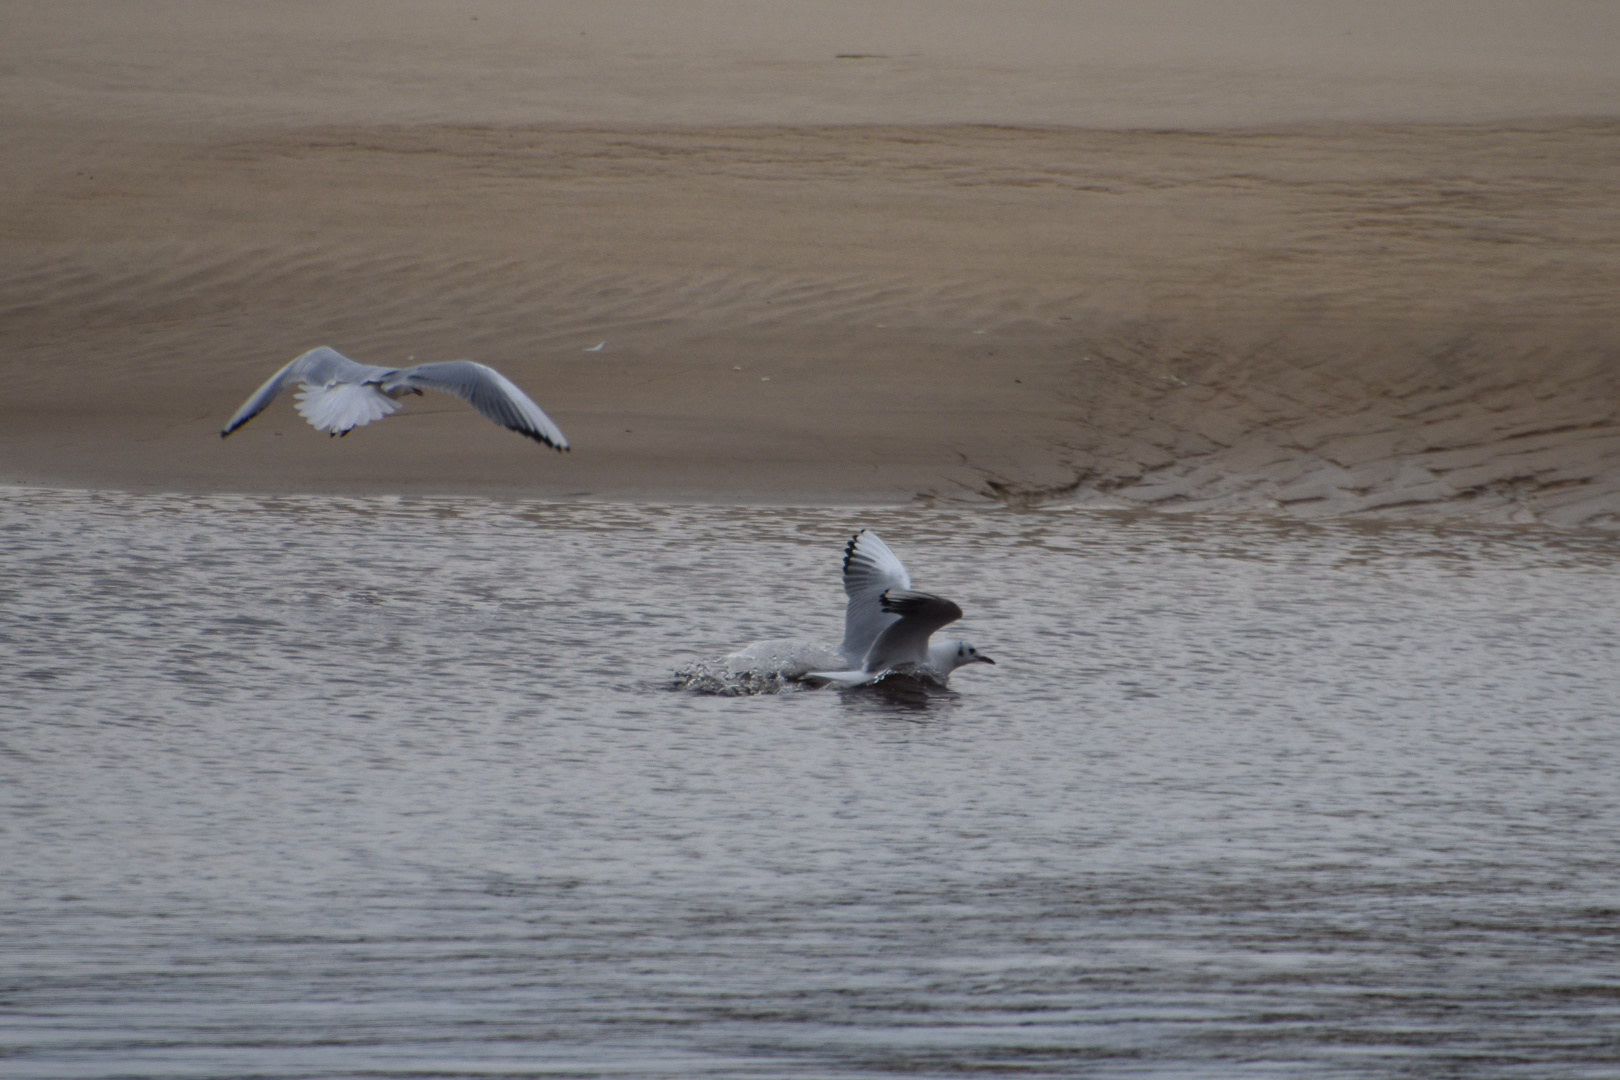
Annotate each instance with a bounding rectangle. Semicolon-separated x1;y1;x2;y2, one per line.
806;530;994;686
221;346;569;450
718;530;994;687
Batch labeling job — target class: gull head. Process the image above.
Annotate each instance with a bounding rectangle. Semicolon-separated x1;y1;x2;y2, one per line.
931;639;996;673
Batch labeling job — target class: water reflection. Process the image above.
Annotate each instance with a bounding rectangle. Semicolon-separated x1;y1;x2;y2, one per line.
835;676;962;715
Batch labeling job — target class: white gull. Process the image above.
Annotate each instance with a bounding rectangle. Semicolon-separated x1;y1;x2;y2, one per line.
221;346;568;450
719;530;995;688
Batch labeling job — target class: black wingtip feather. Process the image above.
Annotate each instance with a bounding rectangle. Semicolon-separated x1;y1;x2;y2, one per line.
842;530;865;573
512;425;568;451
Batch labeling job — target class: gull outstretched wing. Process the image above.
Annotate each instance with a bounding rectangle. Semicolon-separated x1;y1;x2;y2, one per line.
838;530;911;665
396;361;569;451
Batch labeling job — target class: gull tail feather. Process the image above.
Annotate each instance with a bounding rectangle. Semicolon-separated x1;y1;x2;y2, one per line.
294;382;400;435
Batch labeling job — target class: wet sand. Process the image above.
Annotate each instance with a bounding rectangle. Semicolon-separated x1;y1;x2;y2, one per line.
4;2;1619;525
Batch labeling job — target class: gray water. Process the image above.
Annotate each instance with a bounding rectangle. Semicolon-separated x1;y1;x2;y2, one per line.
3;487;1618;1079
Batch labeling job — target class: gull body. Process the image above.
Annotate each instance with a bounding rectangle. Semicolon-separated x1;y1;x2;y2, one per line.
221;346;568;450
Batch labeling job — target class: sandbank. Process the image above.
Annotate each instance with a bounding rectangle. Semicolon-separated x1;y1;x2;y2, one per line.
3;2;1618;525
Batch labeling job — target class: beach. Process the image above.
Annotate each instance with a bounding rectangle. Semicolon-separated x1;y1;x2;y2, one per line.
4;1;1619;523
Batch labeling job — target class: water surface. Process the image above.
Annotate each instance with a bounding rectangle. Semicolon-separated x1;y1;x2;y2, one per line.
3;488;1618;1078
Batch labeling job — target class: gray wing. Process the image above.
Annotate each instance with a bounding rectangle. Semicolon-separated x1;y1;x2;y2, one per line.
221;346;391;437
838;530;911;665
394;361;569;451
860;588;962;673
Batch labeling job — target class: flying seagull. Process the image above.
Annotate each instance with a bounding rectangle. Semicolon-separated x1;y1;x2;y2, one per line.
221;346;569;450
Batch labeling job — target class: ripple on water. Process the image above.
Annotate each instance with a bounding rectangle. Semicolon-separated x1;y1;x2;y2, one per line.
1;487;1618;1078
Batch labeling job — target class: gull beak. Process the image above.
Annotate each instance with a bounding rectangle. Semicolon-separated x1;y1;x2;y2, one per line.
977;655;996;665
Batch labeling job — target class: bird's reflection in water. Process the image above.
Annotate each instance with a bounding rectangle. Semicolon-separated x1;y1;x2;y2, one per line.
836;673;962;716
